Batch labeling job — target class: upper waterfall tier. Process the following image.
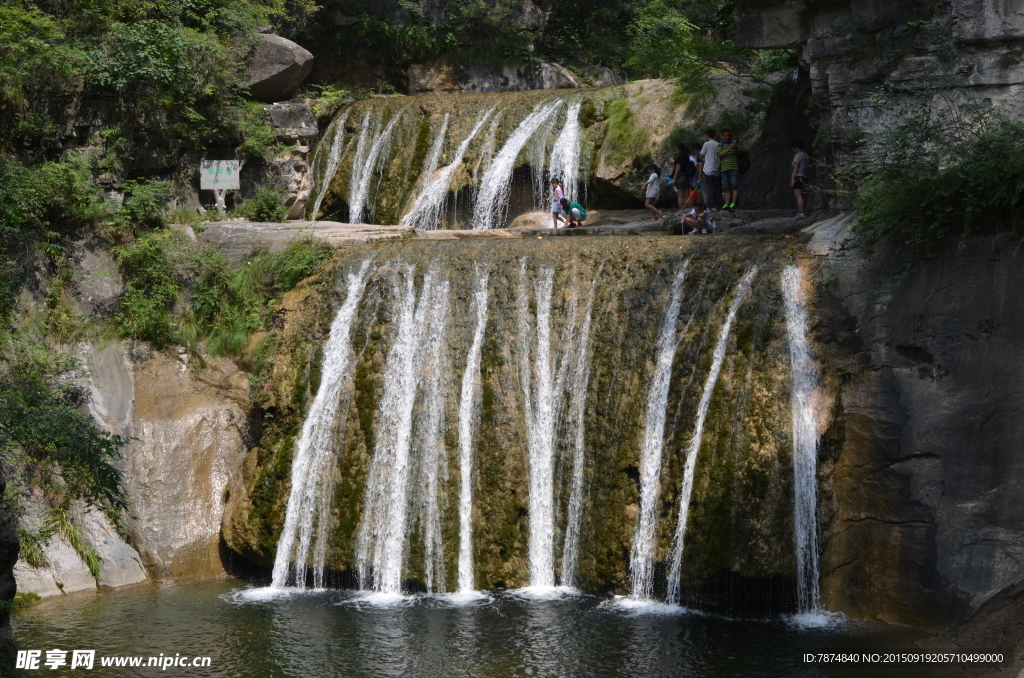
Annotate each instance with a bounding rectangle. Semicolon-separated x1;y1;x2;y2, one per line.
225;236;813;612
306;78;787;229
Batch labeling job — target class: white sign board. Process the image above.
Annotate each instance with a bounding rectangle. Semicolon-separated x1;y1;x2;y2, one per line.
200;160;241;190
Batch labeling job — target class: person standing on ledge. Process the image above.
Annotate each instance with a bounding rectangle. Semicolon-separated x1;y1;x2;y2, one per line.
671;142;697;209
560;197;587;228
550;178;566;228
699;129;721;211
717;128;740;211
791;139;810;220
644;164;664;220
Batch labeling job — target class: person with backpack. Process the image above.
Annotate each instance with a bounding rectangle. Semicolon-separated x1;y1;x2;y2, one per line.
671;142;697;209
559;197;588;228
717;128;741;211
644;164;663;220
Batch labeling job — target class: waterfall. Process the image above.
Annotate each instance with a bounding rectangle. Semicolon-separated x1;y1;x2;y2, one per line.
270;260;372;589
548;100;583;202
357;267;447;595
401;109;495;230
559;279;596;589
457;270;489;593
348;110;403;224
309;109;352;222
415;275;450;593
517;265;558;587
472;112;502;186
474;101;562;230
782;265;823;613
666;267;759;604
629;265;689;601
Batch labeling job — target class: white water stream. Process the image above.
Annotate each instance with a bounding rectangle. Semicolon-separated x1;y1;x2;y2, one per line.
560;280;596;589
401;109;495;230
629;265;689;600
548;100;583;202
348;111;402;224
782;265;823;613
666;267;758;604
270;260;372;589
357;268;447;594
457;270;490;593
474;101;561;230
308;109;351;222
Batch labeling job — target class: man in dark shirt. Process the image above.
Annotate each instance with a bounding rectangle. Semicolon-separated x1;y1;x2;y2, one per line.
671;142;696;209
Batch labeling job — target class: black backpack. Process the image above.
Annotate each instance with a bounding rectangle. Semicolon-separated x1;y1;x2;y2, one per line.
682;156;697;179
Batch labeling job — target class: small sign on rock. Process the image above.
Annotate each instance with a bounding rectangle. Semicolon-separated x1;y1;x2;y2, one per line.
200;160;241;190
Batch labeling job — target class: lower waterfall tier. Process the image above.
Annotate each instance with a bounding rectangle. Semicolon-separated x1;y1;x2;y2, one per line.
222;236;807;610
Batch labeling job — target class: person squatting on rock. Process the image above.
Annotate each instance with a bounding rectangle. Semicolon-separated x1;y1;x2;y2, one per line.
791;139;810;220
559;197;587;228
550;178;566;228
680;202;710;235
699;129;722;211
717;128;740;211
671;142;699;209
644;164;663;220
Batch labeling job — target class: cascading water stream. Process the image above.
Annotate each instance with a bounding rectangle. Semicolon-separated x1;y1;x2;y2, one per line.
548;100;583;202
629;265;689;600
666;267;759;604
401;109;495;230
308;109;352;222
357;268;446;595
474;101;562;230
782;265;823;613
457;270;489;594
415;276;450;593
270;260;372;589
559;279;596;589
517;265;559;587
348;111;403;224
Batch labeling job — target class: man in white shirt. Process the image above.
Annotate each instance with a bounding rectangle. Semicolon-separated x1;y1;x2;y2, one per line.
699;129;721;210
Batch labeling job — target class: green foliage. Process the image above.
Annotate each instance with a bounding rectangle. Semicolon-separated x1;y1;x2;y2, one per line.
307;84;351;118
114;179;173;234
17;528;50;568
604;100;650;167
852;99;1024;261
44;507;102;579
625;1;701;79
0;343;129;513
113;230;330;355
239;186;287;222
235;104;283;161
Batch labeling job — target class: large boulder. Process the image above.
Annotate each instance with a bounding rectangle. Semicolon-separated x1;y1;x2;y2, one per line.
246;34;314;102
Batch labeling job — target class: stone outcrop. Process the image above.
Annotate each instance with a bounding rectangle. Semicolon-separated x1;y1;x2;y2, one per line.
737;0;1024;192
246;34;315;102
409;60;585;95
808;218;1024;631
124;346;249;579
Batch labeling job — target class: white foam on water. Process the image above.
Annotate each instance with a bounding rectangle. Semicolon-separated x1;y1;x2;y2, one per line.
666;267;759;604
603;595;696;616
785;610;847;630
508;585;579;601
629;264;689;601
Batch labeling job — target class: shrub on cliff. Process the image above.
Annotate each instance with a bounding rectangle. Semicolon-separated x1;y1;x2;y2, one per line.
853;101;1024;260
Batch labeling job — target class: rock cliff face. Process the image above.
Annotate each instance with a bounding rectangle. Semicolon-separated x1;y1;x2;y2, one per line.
809;219;1024;631
737;0;1024;187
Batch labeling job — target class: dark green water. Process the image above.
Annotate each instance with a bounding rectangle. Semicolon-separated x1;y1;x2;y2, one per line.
11;578;963;677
